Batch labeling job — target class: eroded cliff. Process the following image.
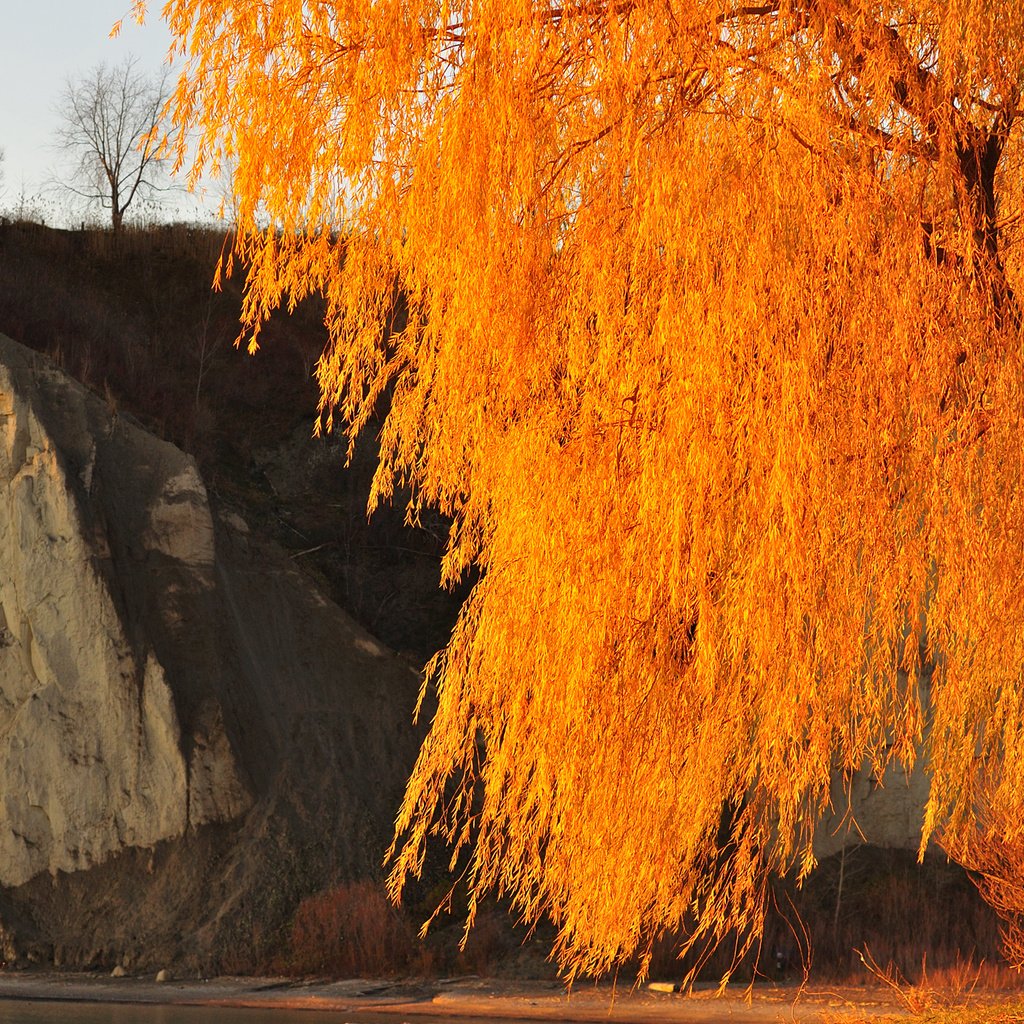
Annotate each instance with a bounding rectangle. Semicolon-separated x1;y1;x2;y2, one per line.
0;333;423;970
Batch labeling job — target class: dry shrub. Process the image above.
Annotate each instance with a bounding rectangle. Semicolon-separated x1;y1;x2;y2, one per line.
643;849;1007;988
788;847;1009;983
857;945;993;1013
289;880;416;977
641;846;1022;991
949;830;1024;972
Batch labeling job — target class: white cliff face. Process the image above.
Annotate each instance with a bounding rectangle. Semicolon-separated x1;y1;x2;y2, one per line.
814;752;932;860
0;350;249;887
0;334;427;971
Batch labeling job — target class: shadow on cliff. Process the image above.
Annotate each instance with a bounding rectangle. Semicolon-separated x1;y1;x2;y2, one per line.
0;219;465;973
0;218;467;663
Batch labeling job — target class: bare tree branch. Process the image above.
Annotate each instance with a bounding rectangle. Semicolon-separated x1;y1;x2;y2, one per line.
54;56;175;231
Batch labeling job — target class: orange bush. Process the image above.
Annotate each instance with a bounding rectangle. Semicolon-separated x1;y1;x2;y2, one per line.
289;880;416;977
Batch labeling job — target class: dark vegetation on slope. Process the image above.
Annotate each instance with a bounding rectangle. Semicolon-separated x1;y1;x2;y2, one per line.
0;217;465;662
0;217;1018;988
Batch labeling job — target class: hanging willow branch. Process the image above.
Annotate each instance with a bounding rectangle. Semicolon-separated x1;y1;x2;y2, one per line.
142;0;1024;981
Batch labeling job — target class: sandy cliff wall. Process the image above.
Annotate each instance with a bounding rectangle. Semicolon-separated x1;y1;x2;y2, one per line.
0;347;243;885
0;334;423;970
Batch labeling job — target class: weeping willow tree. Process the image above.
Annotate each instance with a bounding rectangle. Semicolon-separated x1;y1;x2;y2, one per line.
140;0;1024;980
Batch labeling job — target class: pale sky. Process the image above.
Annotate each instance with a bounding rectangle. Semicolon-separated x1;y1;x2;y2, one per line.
0;2;210;223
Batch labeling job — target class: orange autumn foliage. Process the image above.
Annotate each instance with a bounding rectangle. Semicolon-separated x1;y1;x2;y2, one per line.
143;0;1024;981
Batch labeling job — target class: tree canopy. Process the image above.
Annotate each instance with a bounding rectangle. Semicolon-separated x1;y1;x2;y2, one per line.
145;0;1024;979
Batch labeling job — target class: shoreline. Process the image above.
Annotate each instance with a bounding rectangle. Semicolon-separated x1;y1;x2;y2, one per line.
0;972;914;1022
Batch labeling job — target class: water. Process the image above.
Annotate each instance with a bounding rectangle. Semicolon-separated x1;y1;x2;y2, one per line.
0;1002;425;1024
0;1000;572;1024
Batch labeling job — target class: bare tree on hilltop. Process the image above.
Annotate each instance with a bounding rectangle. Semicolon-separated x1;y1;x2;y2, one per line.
56;56;173;231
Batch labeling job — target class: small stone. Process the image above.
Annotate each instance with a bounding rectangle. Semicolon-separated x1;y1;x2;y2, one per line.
111;965;126;977
155;968;171;983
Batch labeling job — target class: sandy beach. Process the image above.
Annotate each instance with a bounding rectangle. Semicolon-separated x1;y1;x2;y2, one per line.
0;972;918;1022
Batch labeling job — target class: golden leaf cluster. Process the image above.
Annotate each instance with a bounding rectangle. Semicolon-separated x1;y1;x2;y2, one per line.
149;0;1024;980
